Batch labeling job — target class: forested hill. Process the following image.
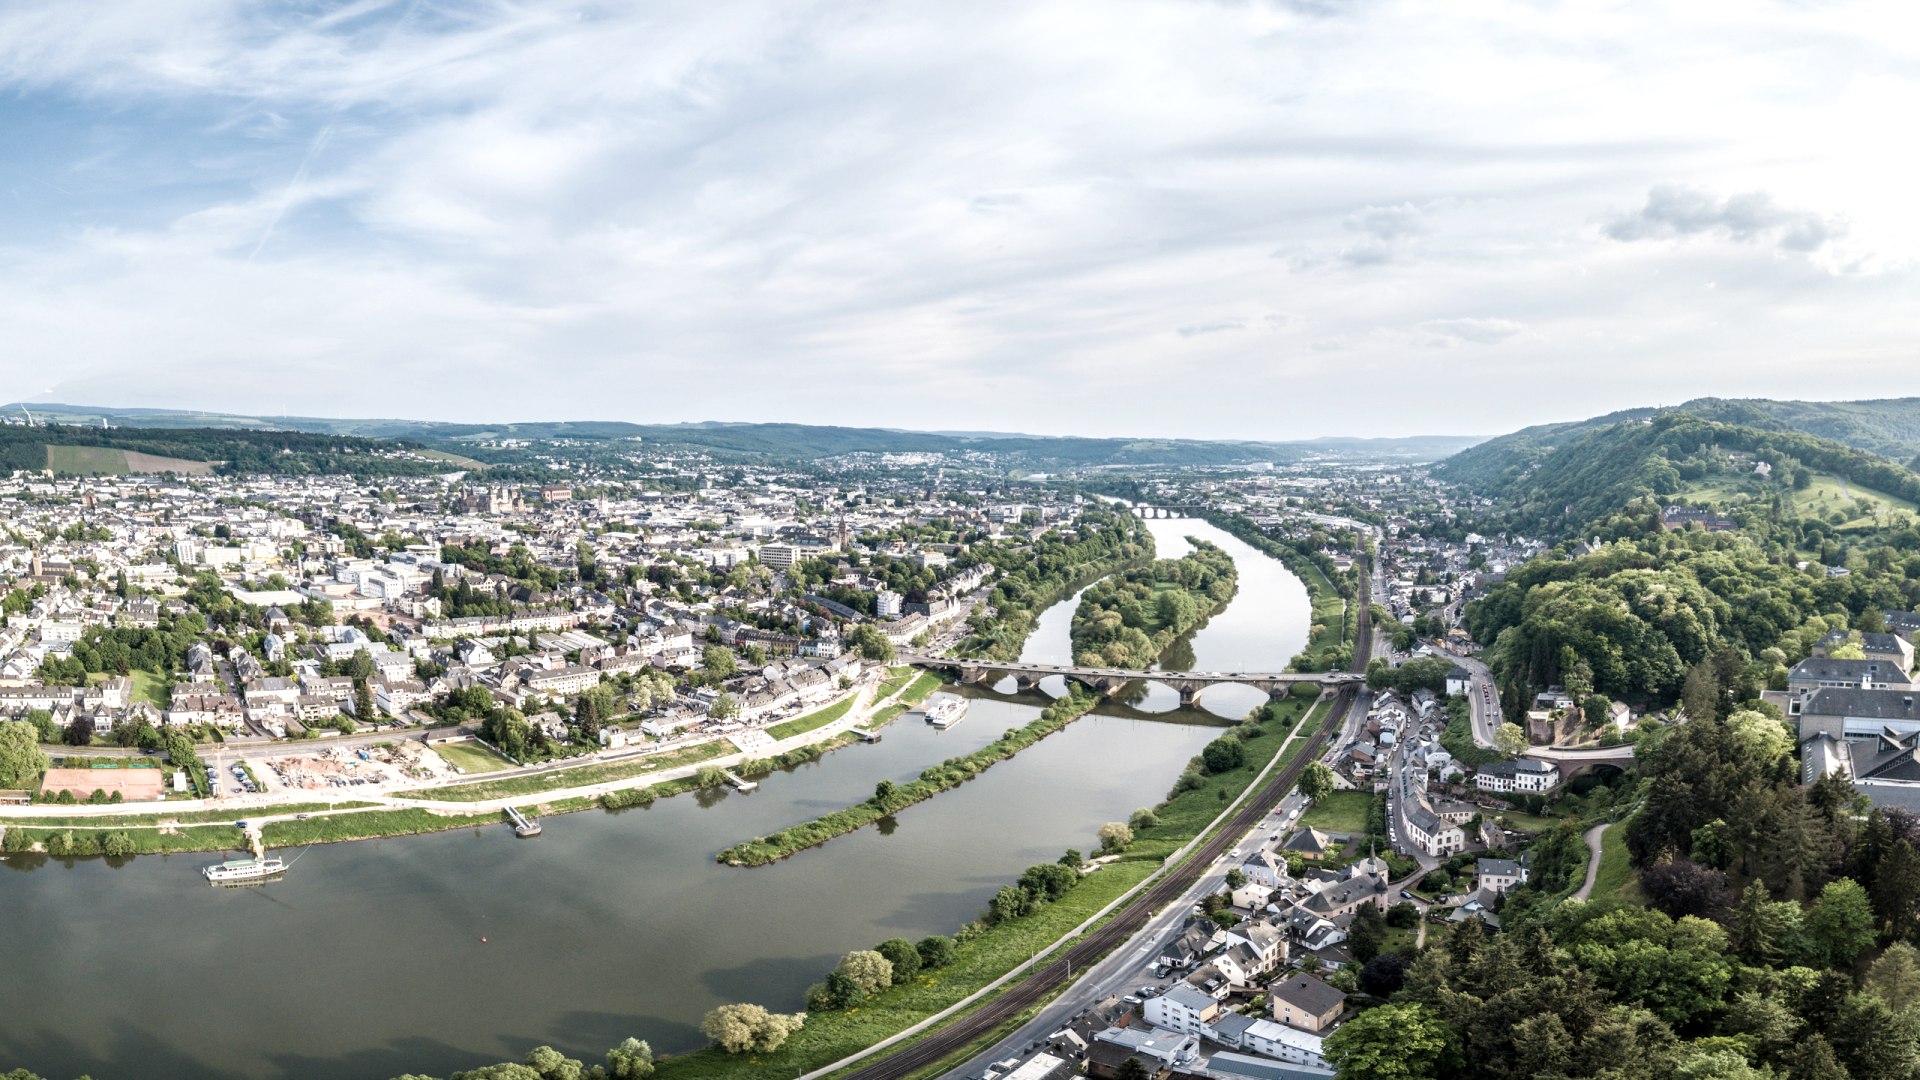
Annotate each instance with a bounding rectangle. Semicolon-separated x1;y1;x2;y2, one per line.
1439;396;1920;498
1436;411;1920;537
0;424;451;478
3;403;1479;467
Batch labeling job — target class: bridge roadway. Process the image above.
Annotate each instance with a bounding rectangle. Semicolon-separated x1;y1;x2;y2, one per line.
828;562;1374;1080
898;655;1361;707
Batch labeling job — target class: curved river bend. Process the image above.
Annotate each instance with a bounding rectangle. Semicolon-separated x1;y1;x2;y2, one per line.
0;517;1308;1079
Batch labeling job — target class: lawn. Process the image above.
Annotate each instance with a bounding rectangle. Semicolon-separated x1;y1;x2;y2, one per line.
432;740;512;775
410;739;734;802
766;696;857;741
1686;471;1916;528
86;669;172;707
1298;791;1372;835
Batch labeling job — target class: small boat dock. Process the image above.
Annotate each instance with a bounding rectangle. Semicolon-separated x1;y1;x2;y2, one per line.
722;769;758;792
855;728;883;743
505;805;542;837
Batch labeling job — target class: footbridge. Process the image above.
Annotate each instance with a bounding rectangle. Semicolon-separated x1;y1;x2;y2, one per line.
899;655;1361;707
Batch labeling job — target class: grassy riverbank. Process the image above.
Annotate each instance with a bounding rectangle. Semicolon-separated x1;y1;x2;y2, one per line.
716;689;1102;866
1198;510;1354;671
412;739;736;802
261;807;499;846
653;692;1328;1080
2;822;246;855
767;697;858;740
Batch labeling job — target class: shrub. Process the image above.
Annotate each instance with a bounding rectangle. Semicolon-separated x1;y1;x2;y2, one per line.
1098;821;1133;854
916;935;956;969
101;832;136;857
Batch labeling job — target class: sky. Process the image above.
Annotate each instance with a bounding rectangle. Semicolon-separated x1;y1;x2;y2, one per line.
1;0;1916;441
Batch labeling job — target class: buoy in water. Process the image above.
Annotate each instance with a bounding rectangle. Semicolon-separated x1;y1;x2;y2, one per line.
481;936;488;943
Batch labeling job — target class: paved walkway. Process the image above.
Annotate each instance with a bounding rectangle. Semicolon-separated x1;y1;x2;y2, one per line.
1573;823;1609;901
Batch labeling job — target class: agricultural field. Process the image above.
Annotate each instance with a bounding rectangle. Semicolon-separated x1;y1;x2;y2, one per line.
46;445;213;476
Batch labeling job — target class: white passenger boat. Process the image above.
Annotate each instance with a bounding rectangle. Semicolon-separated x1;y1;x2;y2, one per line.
202;855;287;884
923;696;969;729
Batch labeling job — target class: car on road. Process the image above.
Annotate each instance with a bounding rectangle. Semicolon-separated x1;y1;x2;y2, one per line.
1402;889;1415;899
1228;848;1241;858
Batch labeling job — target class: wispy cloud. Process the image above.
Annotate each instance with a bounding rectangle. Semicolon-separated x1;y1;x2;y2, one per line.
0;0;1910;438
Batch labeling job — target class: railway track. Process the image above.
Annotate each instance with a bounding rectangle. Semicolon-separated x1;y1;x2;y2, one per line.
841;558;1373;1080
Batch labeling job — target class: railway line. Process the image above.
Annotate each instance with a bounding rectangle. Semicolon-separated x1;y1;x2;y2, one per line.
838;558;1374;1080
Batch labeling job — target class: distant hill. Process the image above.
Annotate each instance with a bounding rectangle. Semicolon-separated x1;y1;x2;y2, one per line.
1439;396;1920;495
2;404;1481;467
0;423;451;479
1437;406;1920;536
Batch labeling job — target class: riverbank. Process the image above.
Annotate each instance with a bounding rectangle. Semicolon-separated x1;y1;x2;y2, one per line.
1068;539;1238;668
715;688;1102;866
0;673;944;860
652;692;1327;1080
953;510;1151;661
1199;510;1353;670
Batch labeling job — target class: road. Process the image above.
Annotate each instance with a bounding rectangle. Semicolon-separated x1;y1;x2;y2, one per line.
1573;823;1610;901
808;557;1373;1080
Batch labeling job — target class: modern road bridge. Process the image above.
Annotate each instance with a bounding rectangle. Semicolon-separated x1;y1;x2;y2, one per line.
899;654;1361;706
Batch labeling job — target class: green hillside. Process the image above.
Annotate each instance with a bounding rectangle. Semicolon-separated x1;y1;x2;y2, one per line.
0;424;449;478
1437;411;1920;537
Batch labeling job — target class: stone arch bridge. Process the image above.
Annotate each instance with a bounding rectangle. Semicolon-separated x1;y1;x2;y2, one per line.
900;654;1361;707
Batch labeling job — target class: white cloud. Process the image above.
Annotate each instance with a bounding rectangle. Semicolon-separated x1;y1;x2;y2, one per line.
0;0;1914;438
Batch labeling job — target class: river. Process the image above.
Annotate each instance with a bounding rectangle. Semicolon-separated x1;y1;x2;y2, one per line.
0;517;1308;1080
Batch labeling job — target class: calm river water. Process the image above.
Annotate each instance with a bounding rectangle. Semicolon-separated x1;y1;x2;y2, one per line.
0;517;1307;1079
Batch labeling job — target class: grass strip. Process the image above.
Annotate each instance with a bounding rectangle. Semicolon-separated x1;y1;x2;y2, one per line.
261;807;498;845
767;696;858;741
408;739;734;802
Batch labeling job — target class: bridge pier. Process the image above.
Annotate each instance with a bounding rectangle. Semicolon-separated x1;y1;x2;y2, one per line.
957;666;993;686
1014;673;1041;693
1178;686;1200;708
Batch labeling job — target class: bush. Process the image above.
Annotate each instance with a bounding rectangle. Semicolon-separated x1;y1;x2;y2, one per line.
1129;806;1159;831
699;1003;803;1055
1200;735;1246;775
916;935;956;969
101;832;135;857
875;938;921;984
1098;821;1134;854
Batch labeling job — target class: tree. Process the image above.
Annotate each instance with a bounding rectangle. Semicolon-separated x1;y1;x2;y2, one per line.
835;950;893;998
63;713;93;747
573;694;601;741
1300;760;1336;801
916;935;956;969
1805;878;1876;968
354;679;375;723
875;938;921;985
699;1003;804;1054
1113;1059;1150;1080
602;1037;654;1079
1201;735;1246;774
709;692;740;722
1872;839;1920;940
701;645;736;680
1868;942;1920;1010
0;721;49;787
1493;723;1530;758
1640;859;1732;921
1360;951;1411;995
1324;1002;1452;1080
1348;903;1388;962
1098;821;1133;854
522;1046;584;1080
848;624;895;662
1129;806;1158;831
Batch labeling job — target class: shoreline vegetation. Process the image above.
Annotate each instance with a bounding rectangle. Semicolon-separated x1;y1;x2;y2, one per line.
0;670;950;860
1199;510;1357;671
650;690;1327;1080
714;688;1102;867
952;508;1151;661
1068;538;1238;668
